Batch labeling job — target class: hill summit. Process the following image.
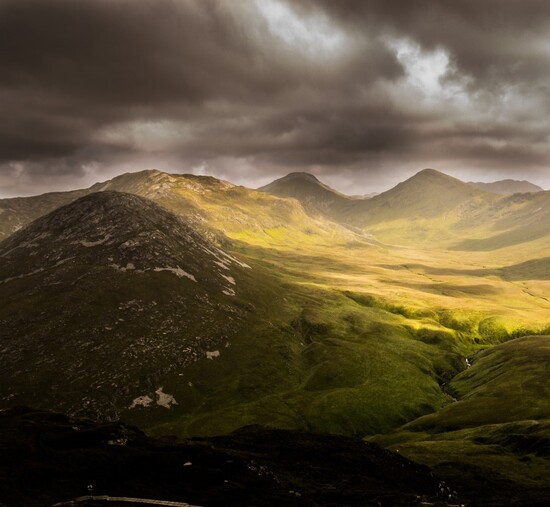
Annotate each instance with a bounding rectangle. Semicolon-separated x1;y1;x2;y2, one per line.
0;191;254;421
259;171;353;217
357;168;491;224
0;191;247;287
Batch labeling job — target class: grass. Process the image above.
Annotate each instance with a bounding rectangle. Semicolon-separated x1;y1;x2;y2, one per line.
133;183;550;440
4;170;550;501
370;336;550;502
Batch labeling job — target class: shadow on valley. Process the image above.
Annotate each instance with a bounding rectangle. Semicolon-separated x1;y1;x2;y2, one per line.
376;263;495;278
387;280;501;297
378;259;550;282
451;226;550;252
499;257;550;281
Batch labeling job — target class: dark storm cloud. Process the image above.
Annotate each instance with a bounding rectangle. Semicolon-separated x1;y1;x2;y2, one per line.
0;0;549;195
293;0;550;86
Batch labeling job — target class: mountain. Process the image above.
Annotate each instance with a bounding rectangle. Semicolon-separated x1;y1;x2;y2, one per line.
0;190;249;286
0;170;168;242
0;191;259;422
451;189;550;250
350;169;550;251
259;172;355;218
332;168;498;244
470;179;544;195
0;186;470;440
0;170;353;251
3;168;550;503
0;188;91;241
259;169;550;249
359;168;491;222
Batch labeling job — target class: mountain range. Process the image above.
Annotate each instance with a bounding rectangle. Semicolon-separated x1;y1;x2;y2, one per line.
261;169;550;248
2;167;550;504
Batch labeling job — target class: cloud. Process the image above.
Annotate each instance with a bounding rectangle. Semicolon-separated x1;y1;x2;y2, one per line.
0;0;549;196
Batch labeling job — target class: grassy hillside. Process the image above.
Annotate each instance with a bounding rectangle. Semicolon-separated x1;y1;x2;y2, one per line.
143;235;550;438
371;336;550;505
3;168;550;503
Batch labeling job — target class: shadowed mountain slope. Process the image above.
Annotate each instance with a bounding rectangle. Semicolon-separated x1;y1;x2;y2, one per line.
259;172;355;218
0;191;259;422
0;407;450;507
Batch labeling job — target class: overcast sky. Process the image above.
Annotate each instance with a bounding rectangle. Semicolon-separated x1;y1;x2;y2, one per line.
1;0;550;197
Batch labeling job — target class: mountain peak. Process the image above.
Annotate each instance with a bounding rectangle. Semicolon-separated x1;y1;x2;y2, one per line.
394;168;488;195
357;168;493;223
408;168;461;183
0;191;256;420
278;172;322;183
0;191;248;291
259;172;352;217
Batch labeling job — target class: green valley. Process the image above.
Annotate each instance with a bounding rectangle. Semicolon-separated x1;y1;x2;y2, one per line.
2;168;550;504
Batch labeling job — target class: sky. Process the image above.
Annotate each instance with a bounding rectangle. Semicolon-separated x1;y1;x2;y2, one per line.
1;0;550;197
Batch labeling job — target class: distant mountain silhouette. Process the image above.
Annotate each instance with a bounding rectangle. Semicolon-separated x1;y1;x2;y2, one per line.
470;179;543;195
259;171;356;218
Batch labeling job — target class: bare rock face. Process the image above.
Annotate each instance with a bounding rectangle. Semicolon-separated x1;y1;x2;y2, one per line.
0;191;253;422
